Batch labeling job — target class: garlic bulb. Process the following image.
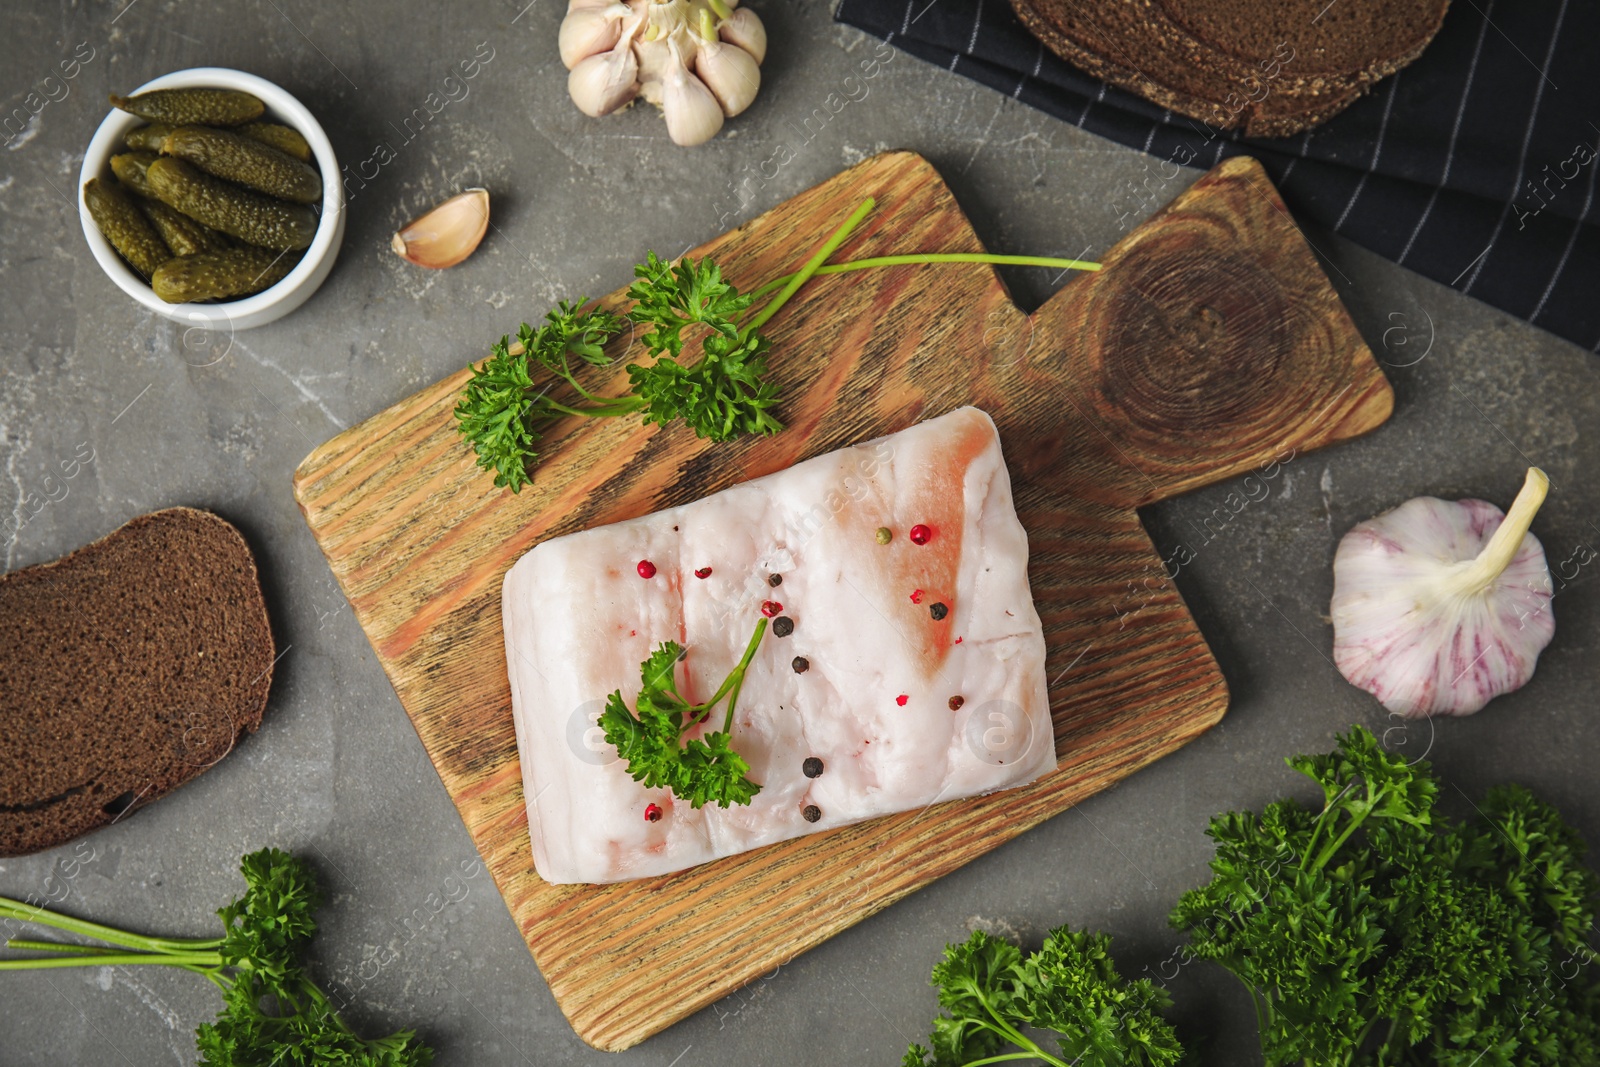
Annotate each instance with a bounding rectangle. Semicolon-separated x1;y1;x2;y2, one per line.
661;38;724;146
1330;468;1555;718
557;0;765;145
391;188;490;269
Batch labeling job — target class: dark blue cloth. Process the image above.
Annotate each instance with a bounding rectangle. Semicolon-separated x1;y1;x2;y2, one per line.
834;0;1600;352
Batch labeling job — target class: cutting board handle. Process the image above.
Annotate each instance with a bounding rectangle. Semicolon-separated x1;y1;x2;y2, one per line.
1016;157;1393;510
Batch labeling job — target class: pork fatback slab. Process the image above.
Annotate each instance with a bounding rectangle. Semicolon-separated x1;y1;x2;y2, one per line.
502;406;1052;884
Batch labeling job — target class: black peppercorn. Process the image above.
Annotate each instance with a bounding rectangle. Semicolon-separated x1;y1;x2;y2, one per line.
948;696;964;711
792;656;809;673
772;615;795;637
801;804;821;823
767;573;782;587
929;602;949;621
802;757;824;778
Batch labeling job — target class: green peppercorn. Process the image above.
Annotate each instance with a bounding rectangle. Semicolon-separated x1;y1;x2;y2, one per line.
875;527;892;545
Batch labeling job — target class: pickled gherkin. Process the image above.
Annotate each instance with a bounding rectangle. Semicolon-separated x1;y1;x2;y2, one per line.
163;125;322;204
83;178;171;279
235;122;312;163
147;157;317;251
109;151;160;199
124;123;174;151
152;246;300;303
141;199;230;257
110;88;263;127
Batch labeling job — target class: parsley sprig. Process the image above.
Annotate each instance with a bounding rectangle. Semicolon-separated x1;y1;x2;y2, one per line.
904;926;1185;1067
598;617;768;808
1171;725;1600;1067
455;200;1103;492
0;848;432;1066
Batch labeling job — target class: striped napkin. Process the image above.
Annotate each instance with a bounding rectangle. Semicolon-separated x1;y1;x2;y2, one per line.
834;0;1600;353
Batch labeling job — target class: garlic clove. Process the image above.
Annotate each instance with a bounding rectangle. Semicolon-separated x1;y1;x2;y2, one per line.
391;188;490;269
559;3;631;69
661;40;723;146
568;44;641;117
717;7;765;64
1330;467;1555;718
695;36;760;116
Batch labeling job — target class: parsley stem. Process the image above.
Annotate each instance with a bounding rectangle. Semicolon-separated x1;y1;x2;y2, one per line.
535;395;646;419
5;938;119;954
959;1055;1051;1066
741;197;877;340
0;950;221;969
0;897;220;955
745;252;1103;301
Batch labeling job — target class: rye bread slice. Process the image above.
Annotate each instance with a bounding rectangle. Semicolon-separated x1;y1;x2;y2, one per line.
0;507;274;856
1009;0;1450;137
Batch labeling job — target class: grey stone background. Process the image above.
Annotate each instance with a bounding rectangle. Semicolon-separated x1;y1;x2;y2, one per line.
1;1;1595;1064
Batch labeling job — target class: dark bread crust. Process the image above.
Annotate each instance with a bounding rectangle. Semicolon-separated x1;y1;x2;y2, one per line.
1009;0;1450;138
0;507;274;856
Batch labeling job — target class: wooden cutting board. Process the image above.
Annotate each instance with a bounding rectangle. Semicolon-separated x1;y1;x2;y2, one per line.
293;151;1391;1051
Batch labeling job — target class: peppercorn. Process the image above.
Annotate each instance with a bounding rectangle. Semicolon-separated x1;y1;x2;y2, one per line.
801;804;821;823
802;757;824;778
792;656;810;673
909;524;932;545
930;602;949;621
767;573;783;587
761;600;783;618
875;527;892;545
636;560;657;579
694;566;712;579
895;694;908;706
910;589;923;604
948;696;964;711
644;802;663;822
773;616;795;637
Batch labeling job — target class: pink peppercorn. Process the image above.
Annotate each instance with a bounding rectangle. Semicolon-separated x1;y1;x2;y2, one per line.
644;803;663;822
895;694;909;706
909;524;932;545
761;600;783;617
637;560;657;579
694;567;712;579
910;589;923;604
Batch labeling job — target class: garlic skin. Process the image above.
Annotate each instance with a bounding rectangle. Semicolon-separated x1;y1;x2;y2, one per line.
694;34;760;117
1330;468;1555;718
391;188;490;269
717;7;765;63
661;39;724;146
559;3;631;69
568;41;641;116
558;0;765;144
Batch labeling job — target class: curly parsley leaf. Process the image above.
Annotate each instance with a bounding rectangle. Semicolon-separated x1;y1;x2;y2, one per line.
599;621;767;809
905;928;1185;1067
1171;725;1600;1067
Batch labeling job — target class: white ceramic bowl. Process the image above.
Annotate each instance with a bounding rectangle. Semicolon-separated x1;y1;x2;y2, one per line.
78;67;345;330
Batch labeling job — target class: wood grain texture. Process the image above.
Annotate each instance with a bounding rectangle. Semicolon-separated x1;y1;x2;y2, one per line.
292;151;1391;1051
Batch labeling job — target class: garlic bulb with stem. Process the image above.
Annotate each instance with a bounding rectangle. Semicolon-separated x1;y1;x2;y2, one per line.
1330;467;1555;718
558;0;765;144
391;188;490;269
693;8;760;116
660;37;724;146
